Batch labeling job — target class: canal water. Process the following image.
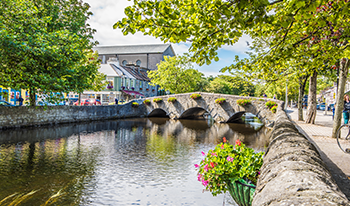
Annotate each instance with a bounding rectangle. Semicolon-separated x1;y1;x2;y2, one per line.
0;115;269;205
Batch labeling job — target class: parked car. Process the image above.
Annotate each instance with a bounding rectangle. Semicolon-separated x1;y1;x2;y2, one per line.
0;100;15;106
319;103;326;111
74;99;100;106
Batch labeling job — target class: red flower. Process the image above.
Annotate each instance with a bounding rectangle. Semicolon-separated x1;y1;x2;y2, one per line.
210;162;215;168
223;137;227;143
221;144;224;149
235;140;242;146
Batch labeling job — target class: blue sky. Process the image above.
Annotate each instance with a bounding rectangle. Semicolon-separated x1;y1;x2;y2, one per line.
84;0;251;77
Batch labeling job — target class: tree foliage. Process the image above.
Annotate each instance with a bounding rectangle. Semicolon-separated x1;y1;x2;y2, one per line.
205;75;255;96
0;0;101;105
148;55;203;94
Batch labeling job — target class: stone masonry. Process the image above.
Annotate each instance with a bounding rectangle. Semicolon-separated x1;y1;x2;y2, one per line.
252;106;350;205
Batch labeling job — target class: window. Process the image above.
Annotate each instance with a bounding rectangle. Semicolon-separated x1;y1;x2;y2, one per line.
140;81;143;88
136;60;141;66
122;60;127;66
126;78;129;87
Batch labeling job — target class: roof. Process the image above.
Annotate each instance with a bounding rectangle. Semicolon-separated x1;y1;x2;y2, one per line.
119;65;150;81
98;64;120;77
94;44;172;55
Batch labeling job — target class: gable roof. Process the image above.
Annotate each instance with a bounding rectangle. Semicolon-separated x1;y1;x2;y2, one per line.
94;44;173;55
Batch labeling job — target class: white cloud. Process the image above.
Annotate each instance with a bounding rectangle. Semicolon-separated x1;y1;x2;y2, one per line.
220;34;252;54
84;0;162;46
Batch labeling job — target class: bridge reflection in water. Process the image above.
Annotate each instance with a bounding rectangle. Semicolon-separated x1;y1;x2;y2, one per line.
0;115;268;205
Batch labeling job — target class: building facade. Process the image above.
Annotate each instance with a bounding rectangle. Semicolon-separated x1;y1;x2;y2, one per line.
69;44;175;104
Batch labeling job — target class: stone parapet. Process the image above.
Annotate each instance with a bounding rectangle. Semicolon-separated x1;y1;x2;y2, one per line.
252;107;349;205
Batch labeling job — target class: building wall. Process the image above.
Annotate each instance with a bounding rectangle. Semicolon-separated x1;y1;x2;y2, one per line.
118;54;148;67
148;53;164;70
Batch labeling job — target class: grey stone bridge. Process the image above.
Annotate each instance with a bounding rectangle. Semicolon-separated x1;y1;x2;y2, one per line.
144;92;282;124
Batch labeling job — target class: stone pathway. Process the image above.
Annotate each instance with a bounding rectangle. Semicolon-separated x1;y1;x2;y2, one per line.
287;108;350;200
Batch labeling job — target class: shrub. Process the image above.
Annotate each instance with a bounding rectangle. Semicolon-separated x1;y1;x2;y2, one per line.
131;102;139;108
195;138;264;196
271;105;277;113
190;93;202;100
153;98;163;103
236;99;251;106
215;98;226;105
265;101;277;109
167;97;177;103
143;99;151;105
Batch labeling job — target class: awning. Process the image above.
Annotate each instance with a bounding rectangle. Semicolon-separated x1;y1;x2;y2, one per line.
121;90;145;96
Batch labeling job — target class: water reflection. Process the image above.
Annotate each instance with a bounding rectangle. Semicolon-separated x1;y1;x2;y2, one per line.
0;117;269;205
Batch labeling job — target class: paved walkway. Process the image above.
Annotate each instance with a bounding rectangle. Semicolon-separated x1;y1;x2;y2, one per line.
286;108;350;199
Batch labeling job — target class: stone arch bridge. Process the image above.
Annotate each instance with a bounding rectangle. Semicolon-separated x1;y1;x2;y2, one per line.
143;93;282;124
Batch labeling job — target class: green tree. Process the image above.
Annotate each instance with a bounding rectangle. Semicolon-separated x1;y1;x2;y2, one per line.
205;75;255;96
116;0;350;136
148;55;203;94
0;0;100;106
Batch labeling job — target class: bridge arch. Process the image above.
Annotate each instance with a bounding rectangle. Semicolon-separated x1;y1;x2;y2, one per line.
179;107;208;119
148;108;169;118
226;111;245;123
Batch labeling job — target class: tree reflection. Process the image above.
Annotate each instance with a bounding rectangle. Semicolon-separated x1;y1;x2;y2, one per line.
0;133;102;205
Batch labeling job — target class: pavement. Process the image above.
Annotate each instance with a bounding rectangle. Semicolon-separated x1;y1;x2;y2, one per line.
286;108;350;199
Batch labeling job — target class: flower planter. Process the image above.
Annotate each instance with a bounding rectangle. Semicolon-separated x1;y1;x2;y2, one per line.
227;179;255;206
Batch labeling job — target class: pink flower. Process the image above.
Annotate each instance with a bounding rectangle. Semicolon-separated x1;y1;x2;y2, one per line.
204;164;209;172
235;140;242;146
194;164;199;168
202;180;209;186
221;144;224;149
211;153;217;157
197;174;202;181
223;137;227;143
201;151;206;156
227;156;234;162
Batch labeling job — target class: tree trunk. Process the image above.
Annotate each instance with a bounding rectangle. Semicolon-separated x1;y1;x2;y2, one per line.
78;93;81;105
332;58;350;138
29;88;36;107
305;70;317;124
298;74;309;121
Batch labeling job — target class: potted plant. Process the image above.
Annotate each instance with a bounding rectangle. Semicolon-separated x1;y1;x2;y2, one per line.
107;85;113;89
271;105;277;113
131;87;135;91
266;101;278;113
215;98;226;105
153;98;163;103
195;138;264;206
152;89;155;92
131;102;139;108
143;99;151;105
237;99;251;106
140;88;143;91
167;97;177;103
190;93;201;100
146;88;149;91
121;86;125;90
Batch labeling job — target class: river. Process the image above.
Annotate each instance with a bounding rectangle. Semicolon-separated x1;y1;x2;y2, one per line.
0;115;269;205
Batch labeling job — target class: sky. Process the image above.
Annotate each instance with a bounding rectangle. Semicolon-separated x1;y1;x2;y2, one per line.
84;0;251;77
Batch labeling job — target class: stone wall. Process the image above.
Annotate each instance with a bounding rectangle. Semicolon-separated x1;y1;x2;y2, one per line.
0;102;147;129
253;107;349;205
